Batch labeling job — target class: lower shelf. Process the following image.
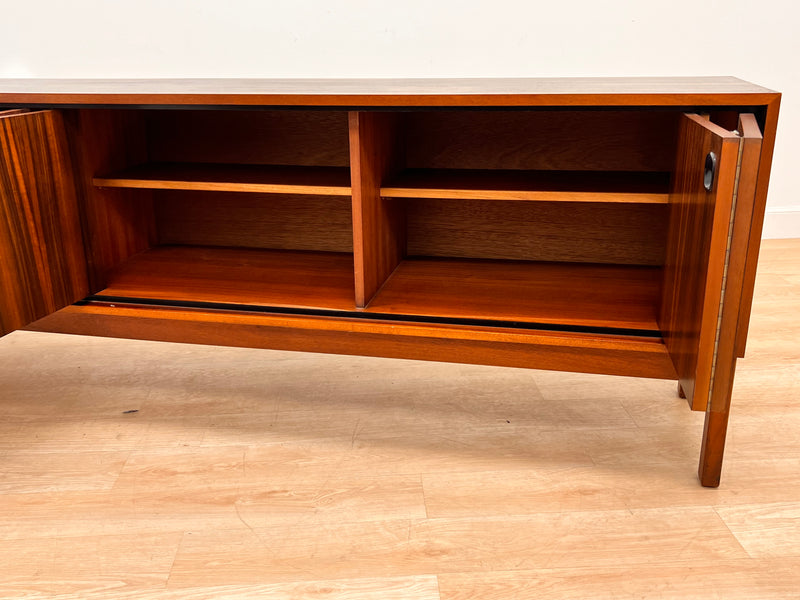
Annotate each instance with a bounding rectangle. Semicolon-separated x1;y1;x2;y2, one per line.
100;246;357;310
96;246;661;336
31;246;672;378
366;257;661;332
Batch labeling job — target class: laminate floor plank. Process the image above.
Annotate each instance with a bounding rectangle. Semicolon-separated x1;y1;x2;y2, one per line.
11;576;440;600
422;457;800;517
166;508;745;588
0;450;130;494
715;502;800;558
0;532;182;597
436;559;800;600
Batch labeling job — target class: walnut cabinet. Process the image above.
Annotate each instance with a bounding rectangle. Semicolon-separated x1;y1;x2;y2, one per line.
0;78;781;486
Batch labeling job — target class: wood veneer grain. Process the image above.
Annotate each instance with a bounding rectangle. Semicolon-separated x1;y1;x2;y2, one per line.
0;110;88;334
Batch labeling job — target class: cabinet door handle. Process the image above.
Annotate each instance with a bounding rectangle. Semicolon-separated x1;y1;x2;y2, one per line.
704;151;717;191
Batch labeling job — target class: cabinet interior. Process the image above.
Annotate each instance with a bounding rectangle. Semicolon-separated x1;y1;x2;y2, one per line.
73;107;691;336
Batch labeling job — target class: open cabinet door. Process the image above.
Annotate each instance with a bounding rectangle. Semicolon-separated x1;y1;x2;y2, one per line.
661;113;762;413
0;110;88;335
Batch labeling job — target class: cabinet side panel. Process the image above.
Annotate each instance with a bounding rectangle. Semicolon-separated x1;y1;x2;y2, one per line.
74;109;156;290
735;97;780;357
660;115;739;410
0;110;88;333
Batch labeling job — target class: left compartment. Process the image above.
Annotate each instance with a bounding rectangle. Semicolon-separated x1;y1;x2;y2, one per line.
74;108;356;311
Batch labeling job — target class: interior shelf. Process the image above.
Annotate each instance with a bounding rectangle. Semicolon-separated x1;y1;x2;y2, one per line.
93;162;352;196
380;169;670;203
92;247;660;334
97;246;356;310
365;257;662;332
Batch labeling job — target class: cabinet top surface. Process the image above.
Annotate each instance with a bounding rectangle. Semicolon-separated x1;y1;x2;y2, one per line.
0;77;778;107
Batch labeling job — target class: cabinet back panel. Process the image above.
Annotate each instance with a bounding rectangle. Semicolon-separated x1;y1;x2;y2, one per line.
405;110;679;172
146;110;350;167
406;199;667;265
155;191;353;252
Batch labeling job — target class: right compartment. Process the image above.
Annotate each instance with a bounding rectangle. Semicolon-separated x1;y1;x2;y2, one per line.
352;109;681;335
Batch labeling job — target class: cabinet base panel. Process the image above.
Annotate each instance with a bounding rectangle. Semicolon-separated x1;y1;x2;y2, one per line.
27;304;678;380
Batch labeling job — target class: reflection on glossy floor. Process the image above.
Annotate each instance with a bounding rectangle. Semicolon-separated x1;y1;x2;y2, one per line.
1;239;798;599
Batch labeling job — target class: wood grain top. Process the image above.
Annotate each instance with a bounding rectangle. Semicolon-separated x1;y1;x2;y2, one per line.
0;77;779;107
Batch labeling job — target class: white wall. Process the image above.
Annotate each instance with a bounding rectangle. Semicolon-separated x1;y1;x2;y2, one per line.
1;0;797;237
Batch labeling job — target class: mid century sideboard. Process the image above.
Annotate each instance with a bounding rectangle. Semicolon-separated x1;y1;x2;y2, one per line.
0;77;780;486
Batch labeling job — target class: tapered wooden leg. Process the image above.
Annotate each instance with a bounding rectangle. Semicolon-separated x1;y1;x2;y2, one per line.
677;382;686;399
698;397;733;488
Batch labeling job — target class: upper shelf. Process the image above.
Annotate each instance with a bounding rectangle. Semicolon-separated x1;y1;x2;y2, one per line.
381;169;670;204
93;162;352;196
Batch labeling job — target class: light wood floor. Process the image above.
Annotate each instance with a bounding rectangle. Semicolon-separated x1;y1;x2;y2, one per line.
1;239;798;599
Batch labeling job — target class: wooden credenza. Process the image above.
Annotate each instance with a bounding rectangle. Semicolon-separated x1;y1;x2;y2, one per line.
0;78;781;486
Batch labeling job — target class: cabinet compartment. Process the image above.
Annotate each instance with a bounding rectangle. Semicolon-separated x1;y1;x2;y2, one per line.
352;109;675;333
67;107;747;344
76;108;355;309
384;110;677;206
94;110;351;195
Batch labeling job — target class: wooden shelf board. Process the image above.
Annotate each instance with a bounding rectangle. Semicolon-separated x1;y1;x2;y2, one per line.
100;246;356;310
99;247;660;332
366;257;662;331
94;162;352;196
381;169;670;203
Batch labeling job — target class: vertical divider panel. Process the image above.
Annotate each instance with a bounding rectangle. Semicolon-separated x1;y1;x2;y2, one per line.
72;109;156;291
349;111;406;308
